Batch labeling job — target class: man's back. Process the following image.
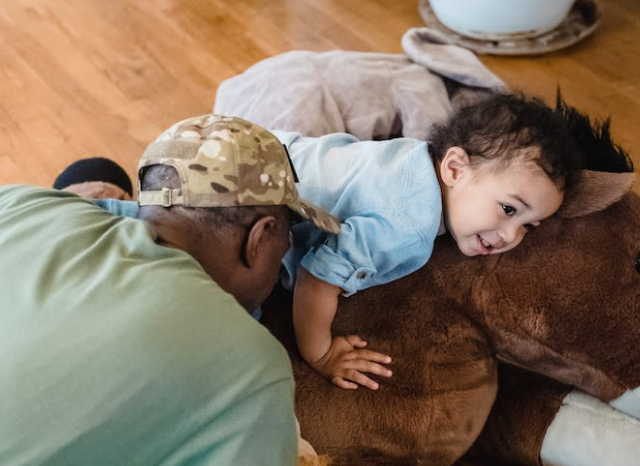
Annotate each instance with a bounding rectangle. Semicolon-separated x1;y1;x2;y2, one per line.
0;185;297;466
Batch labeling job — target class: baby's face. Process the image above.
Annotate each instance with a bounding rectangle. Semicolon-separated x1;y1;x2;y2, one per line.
443;155;563;257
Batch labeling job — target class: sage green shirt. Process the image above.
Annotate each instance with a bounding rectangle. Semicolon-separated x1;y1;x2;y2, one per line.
0;185;297;466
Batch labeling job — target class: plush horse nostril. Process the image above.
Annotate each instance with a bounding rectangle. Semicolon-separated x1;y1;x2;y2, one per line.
636;252;640;274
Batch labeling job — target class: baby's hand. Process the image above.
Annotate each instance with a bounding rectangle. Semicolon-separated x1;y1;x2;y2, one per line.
312;335;392;390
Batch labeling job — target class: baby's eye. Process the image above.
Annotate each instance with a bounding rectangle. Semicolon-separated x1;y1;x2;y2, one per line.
502;204;516;216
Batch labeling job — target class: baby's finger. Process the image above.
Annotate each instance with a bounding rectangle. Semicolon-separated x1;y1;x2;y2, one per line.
346;359;393;378
354;349;392;365
345;334;367;348
331;376;358;390
341;370;381;390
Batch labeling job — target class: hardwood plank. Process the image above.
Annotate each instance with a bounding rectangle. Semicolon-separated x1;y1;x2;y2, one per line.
0;0;637;192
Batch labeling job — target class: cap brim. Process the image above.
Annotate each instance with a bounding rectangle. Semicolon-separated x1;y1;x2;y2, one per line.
288;198;341;234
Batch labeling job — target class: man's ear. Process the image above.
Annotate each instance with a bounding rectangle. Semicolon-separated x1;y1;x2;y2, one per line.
243;216;278;268
439;146;471;187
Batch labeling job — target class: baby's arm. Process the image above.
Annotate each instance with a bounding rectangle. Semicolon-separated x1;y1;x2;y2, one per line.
293;267;392;390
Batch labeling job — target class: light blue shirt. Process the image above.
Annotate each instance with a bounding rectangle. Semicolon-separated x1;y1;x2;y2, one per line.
273;131;443;296
93;197;138;217
96;131;443;296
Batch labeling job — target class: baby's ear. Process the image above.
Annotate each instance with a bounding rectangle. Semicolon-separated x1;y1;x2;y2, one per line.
440;146;470;187
559;170;635;218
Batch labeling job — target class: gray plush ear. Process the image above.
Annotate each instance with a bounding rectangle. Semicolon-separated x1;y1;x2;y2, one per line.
559;170;636;218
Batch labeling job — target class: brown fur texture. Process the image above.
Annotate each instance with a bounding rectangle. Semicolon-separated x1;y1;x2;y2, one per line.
262;176;639;465
463;366;571;466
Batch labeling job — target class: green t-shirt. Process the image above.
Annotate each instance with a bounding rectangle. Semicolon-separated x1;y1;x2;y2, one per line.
0;185;297;466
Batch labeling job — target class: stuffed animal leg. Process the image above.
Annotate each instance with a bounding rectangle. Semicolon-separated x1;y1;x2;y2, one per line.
462;366;640;466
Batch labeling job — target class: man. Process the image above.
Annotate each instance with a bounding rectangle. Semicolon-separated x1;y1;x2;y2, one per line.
0;115;339;466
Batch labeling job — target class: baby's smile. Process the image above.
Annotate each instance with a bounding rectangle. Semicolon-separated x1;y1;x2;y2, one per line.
477;234;493;255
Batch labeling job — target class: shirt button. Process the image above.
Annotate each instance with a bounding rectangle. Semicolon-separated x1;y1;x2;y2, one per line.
356;271;367;279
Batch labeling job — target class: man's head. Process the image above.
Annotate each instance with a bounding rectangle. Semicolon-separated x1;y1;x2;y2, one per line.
430;91;583;257
137;114;340;311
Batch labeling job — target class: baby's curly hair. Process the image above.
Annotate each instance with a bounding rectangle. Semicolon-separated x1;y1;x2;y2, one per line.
429;91;584;191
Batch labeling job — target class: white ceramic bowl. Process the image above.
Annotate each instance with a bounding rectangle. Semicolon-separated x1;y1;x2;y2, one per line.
429;0;575;40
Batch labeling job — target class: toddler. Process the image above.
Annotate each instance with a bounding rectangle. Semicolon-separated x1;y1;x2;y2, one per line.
270;91;581;390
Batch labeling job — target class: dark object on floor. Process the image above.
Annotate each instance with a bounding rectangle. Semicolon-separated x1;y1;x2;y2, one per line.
53;157;133;197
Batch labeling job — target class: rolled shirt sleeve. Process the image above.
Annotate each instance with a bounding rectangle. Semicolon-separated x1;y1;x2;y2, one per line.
301;210;440;296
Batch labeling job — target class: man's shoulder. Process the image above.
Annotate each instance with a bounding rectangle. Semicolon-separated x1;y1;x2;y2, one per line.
0;184;71;208
0;185;128;245
0;184;124;220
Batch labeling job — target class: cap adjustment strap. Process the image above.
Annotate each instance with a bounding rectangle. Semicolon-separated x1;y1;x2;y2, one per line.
138;187;184;207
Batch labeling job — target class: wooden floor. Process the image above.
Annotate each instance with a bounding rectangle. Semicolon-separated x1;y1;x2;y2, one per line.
0;0;638;191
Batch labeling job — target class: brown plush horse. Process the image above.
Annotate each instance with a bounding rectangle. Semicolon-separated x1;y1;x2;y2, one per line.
261;120;639;465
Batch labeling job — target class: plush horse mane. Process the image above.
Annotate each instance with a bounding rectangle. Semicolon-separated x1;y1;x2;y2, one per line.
553;93;635;218
555;91;633;173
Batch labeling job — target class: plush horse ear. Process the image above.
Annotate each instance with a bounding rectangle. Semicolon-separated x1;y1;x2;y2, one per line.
558;170;636;218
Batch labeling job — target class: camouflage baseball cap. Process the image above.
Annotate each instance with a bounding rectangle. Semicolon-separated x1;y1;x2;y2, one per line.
137;114;340;234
